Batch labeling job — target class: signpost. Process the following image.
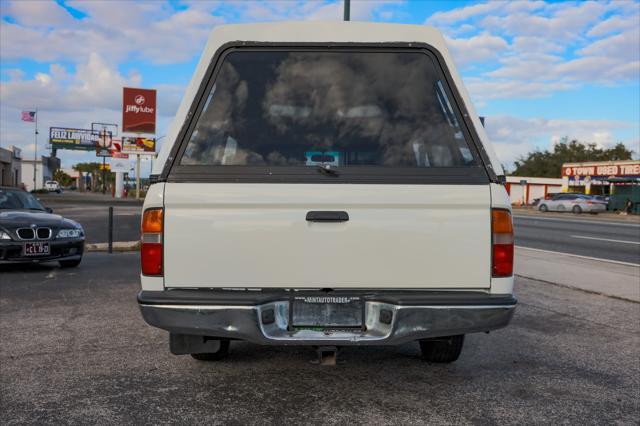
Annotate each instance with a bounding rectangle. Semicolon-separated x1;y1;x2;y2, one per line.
122;87;157;199
92;123;117;194
123;88;156;134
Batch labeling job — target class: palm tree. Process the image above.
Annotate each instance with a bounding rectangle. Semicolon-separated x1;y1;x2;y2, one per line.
73;162;102;191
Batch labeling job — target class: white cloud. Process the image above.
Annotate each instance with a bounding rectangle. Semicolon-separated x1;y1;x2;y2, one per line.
480;1;607;42
445;33;509;66
0;1;223;65
4;0;77;28
579;27;640;60
484;115;636;165
1;53;141;112
427;1;546;29
429;1;640;102
587;14;639;37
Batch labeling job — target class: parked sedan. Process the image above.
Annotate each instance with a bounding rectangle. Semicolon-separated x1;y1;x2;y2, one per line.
0;186;84;267
538;193;607;214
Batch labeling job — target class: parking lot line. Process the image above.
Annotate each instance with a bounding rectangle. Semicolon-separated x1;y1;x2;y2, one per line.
513;214;640;228
570;235;640;245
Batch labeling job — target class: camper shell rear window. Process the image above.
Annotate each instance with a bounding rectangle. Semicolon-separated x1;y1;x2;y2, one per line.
166;45;491;184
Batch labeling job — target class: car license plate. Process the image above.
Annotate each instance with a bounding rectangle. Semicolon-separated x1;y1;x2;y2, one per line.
291;296;363;328
24;242;50;256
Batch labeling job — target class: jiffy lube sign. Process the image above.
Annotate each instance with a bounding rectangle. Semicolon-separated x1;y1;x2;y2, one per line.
123;87;156;134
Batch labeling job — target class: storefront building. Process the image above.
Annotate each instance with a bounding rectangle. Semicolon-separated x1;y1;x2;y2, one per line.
561;160;640;194
505;176;563;205
21;155;61;191
0;146;22;187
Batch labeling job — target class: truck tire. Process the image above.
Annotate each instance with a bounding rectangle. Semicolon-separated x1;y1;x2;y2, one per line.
190;339;230;361
59;258;82;268
420;335;464;363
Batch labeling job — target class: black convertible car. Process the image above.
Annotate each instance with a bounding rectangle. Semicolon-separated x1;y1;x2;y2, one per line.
0;186;84;267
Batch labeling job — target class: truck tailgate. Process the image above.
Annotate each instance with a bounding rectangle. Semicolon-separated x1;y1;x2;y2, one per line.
163;183;491;289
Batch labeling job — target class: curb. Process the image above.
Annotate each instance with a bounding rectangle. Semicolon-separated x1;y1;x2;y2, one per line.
516;274;639;304
43;199;144;206
86;241;140;252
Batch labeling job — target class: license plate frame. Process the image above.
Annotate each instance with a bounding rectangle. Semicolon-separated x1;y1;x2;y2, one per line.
290;296;364;329
23;241;50;256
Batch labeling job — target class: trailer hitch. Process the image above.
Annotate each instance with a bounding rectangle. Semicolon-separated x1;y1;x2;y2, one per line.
311;346;339;366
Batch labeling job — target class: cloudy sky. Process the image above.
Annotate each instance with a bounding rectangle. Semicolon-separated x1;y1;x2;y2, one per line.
1;0;639;174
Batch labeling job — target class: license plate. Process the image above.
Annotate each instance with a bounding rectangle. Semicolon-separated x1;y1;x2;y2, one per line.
291;296;363;328
24;242;50;256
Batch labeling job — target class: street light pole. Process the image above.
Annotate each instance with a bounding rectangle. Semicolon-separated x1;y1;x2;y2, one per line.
344;0;350;21
33;107;38;191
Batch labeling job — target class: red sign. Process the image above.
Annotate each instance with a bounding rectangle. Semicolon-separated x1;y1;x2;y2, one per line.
121;136;156;154
562;161;640;177
122;87;156;134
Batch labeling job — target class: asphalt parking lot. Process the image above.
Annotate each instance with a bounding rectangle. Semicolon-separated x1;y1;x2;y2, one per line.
1;253;638;424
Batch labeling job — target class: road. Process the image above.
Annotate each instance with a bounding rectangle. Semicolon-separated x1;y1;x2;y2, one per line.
49;204;141;244
514;213;640;264
39;194;640;264
1;252;638;424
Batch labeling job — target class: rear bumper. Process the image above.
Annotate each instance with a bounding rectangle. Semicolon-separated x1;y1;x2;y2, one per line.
138;290;516;345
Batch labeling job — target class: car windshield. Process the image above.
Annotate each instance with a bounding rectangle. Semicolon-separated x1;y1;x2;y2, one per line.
0;189;45;210
180;50;477;168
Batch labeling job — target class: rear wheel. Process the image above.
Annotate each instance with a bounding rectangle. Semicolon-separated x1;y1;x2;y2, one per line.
539;204;548;212
572;205;582;214
59;258;82;268
190;339;230;361
420;335;465;363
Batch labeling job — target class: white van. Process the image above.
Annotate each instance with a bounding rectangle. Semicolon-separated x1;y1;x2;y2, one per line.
138;22;515;364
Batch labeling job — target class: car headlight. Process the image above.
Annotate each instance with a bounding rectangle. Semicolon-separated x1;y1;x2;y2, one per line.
56;229;84;239
0;230;12;240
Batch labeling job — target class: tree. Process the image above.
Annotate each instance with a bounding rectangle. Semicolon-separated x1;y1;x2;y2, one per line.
73;162;103;191
53;169;74;187
511;137;634;178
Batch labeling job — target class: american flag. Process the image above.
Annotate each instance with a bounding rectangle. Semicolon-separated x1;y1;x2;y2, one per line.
21;111;36;122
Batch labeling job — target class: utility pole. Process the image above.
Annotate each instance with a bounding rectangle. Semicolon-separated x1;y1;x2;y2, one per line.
344;0;350;21
33;107;38;191
135;154;141;199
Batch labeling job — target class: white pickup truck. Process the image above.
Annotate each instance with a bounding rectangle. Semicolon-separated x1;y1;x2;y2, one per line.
138;22;516;364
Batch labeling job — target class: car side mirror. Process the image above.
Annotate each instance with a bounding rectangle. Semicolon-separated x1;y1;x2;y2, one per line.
45;207;53;213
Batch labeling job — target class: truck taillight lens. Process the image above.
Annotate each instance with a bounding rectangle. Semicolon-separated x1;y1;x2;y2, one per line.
141;208;163;276
492;209;514;277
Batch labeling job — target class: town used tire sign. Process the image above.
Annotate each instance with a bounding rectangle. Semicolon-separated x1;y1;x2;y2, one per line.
123;87;156;134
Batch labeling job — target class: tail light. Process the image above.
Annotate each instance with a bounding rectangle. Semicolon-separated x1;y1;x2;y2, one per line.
141;208;163;276
492;209;514;277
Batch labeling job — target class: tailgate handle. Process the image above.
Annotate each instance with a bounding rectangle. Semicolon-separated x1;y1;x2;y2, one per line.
306;211;349;222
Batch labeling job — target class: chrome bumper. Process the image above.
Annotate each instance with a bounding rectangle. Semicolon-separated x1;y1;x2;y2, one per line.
139;290;516;345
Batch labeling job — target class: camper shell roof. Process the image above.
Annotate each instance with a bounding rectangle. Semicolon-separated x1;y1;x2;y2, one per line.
153;21;504;178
